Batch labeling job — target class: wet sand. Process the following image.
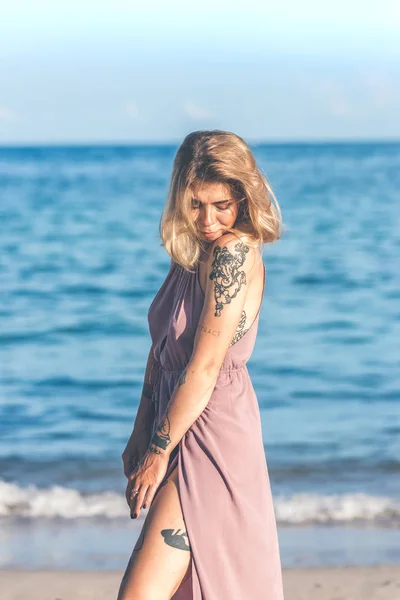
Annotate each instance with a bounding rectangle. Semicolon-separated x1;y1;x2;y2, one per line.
0;565;399;599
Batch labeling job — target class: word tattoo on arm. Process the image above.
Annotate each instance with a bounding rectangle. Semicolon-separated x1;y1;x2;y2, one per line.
209;242;249;317
200;323;220;337
150;411;171;452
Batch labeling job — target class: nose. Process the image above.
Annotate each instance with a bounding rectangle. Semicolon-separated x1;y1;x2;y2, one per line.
202;205;215;227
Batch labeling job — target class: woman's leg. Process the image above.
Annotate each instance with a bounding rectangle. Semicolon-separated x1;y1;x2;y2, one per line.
117;464;192;600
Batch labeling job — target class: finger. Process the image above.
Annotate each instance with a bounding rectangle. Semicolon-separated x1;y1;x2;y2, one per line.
128;468;139;483
127;471;138;496
126;475;138;507
130;482;148;519
135;486;148;518
129;485;142;518
129;490;137;515
129;486;141;518
142;485;157;510
129;465;139;480
125;483;133;507
140;484;155;509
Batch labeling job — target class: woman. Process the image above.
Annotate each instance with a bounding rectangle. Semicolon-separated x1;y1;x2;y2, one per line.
118;130;284;600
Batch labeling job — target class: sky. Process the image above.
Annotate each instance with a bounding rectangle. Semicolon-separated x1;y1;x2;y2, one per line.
0;0;399;144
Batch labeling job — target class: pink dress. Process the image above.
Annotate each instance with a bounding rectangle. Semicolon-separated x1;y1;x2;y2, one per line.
147;258;284;600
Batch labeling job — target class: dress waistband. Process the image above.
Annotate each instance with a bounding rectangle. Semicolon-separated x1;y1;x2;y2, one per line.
151;359;246;380
149;360;247;406
159;366;247;374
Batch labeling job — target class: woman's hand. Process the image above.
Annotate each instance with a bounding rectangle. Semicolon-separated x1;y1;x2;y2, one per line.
122;428;152;479
126;449;170;519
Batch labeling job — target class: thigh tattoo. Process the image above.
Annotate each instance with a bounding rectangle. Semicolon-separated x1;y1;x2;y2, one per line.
161;528;191;551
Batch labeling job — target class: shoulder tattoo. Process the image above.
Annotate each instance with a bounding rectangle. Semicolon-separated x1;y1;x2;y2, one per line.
209;242;249;317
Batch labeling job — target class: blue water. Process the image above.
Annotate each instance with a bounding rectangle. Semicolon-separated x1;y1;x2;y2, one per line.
0;142;399;568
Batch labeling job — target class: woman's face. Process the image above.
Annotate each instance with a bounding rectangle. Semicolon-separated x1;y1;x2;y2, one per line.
190;181;240;244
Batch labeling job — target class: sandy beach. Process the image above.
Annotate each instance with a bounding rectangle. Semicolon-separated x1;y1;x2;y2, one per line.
0;565;399;599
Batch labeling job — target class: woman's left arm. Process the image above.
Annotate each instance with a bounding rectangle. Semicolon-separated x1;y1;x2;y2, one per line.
128;235;259;518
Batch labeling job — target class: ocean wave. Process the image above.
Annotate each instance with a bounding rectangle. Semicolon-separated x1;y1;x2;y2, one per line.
1;480;399;525
274;492;400;525
0;480;126;519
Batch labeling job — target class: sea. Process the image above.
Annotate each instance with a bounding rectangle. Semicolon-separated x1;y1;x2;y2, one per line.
0;142;399;570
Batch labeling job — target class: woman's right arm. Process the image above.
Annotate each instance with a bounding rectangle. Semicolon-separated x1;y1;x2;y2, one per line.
133;343;156;431
122;258;174;475
121;344;156;477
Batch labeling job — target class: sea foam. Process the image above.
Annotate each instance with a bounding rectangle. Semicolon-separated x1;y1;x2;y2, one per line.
0;480;399;525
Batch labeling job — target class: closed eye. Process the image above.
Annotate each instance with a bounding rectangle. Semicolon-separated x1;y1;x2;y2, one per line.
191;199;232;211
215;202;231;211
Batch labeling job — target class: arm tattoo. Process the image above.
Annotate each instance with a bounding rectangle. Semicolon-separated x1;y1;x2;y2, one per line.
230;310;249;346
200;323;220;337
209;242;249;317
150;410;171;452
178;369;187;386
149;369;186;455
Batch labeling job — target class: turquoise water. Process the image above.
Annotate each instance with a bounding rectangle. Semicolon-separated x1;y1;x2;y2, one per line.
0;142;399;567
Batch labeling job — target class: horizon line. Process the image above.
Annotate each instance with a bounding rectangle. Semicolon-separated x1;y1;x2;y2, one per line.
0;137;400;149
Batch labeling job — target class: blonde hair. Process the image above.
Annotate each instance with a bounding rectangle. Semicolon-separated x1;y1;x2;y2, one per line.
160;130;284;270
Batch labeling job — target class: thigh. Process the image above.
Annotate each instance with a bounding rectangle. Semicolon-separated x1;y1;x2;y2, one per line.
118;464;192;600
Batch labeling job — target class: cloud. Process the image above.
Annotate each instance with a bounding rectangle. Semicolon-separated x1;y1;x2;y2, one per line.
183;101;213;120
125;102;140;118
0;106;16;122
